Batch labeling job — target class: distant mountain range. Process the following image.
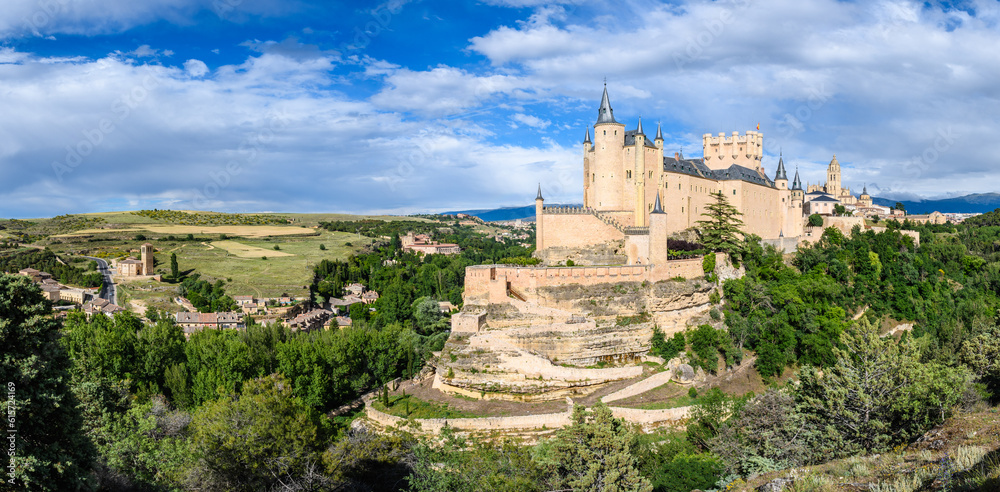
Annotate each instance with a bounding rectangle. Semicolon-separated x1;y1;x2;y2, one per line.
872;192;1000;215
446;193;1000;222
444;204;577;222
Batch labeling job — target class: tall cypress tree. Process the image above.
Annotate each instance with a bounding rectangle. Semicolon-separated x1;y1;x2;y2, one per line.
696;191;746;260
0;274;95;490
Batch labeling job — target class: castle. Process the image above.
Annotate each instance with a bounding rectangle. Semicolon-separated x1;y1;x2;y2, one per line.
535;86;868;262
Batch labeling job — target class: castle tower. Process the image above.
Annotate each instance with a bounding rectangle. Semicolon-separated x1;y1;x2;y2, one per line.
592;84;626;211
535;184;544;251
632;117;646;227
826;155;841;195
791;167;804;203
583;129;592;208
774;152;788;190
649;193;668;265
140;243;154;276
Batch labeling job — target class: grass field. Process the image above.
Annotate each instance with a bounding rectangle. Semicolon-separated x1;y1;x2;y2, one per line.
22;210;443;298
158;230;370;297
209;240;294;258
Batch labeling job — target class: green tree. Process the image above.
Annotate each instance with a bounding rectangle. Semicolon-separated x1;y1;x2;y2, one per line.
170;252;179;280
696;192;745;260
833;204;848;216
409;429;540;492
796;317;969;456
807;214;824;227
894;201;906;213
0;274;95;490
538;403;652;492
187;374;327;491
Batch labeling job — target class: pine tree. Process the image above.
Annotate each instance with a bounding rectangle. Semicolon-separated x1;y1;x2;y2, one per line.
696;191;746;259
0;274;95;490
541;403;653;492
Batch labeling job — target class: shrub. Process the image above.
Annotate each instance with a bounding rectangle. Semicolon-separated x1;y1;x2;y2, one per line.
273;245;280;251
319;244;326;251
808;214;824;227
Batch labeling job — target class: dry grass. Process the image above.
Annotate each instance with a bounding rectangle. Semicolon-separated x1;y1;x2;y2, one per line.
211;240;294;258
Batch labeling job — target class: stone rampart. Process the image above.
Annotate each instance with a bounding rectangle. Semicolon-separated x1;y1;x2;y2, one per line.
363;400;689;436
464;258;705;302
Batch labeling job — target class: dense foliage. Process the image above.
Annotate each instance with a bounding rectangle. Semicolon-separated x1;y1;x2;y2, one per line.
131;209;291;226
0;249;102;287
9;211;1000;490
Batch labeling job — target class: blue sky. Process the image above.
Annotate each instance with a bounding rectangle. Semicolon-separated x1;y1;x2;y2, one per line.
1;0;999;218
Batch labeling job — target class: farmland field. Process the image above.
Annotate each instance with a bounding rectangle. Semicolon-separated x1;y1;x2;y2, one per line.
55;224;318;238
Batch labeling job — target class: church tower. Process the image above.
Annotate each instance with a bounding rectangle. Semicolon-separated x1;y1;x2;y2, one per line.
825;155;841;195
140;243;154;276
649;193;668;265
591;84;625;211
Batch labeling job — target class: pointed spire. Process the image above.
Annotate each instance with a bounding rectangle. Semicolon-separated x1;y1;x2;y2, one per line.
536;184;543;201
792;166;802;190
595;83;617;125
636;116;644;135
862;183;868;195
584;128;591;144
652;193;664;214
655;122;663;140
774;151;787;181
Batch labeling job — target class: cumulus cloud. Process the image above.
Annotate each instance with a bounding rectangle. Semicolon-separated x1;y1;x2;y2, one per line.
0;0;300;38
183;59;209;77
511;113;550;129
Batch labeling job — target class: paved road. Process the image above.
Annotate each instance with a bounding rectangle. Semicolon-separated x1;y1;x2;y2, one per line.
84;256;116;305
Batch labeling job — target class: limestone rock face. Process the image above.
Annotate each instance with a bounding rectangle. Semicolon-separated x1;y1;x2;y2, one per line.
436;277;717;401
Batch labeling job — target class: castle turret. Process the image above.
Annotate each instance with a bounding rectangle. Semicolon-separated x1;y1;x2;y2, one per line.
774;152;788;190
649;193;668;266
535;184;544;251
791;166;804;203
583;129;592;207
632;117;646;227
654;122;663;148
592;84;626;211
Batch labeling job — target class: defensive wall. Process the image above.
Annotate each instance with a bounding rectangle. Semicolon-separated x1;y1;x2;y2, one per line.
362;396;690;435
463;258;706;303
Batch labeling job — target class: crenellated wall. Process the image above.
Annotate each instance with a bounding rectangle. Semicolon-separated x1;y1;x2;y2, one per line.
464;258;706;303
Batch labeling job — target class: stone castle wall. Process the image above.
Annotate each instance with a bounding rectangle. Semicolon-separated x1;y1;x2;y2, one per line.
539;211;624;249
363;400;689;436
464;258;705;301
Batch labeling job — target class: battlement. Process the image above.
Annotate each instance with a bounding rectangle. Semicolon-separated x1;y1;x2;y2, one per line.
701;131;763;171
463;259;707;303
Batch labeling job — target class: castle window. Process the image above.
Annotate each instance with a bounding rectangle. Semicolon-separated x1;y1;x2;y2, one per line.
603;130;606;136
592;174;595;182
733;190;736;195
681;207;684;212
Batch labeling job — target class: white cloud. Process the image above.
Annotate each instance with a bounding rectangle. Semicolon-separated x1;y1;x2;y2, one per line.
511;113;550;129
183;59;209;77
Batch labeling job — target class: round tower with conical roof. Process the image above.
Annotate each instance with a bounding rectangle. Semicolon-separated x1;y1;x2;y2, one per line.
591;83;625;211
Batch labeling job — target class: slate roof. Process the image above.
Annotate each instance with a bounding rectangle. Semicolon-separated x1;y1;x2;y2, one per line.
624;130;659;148
810;195;840;203
662;157;774;187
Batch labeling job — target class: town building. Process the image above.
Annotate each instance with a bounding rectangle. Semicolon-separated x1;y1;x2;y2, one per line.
175;312;245;334
83;298;124;316
402;232;461;255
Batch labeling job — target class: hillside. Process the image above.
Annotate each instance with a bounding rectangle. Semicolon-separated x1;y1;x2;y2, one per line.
873;192;1000;214
445;203;581;222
